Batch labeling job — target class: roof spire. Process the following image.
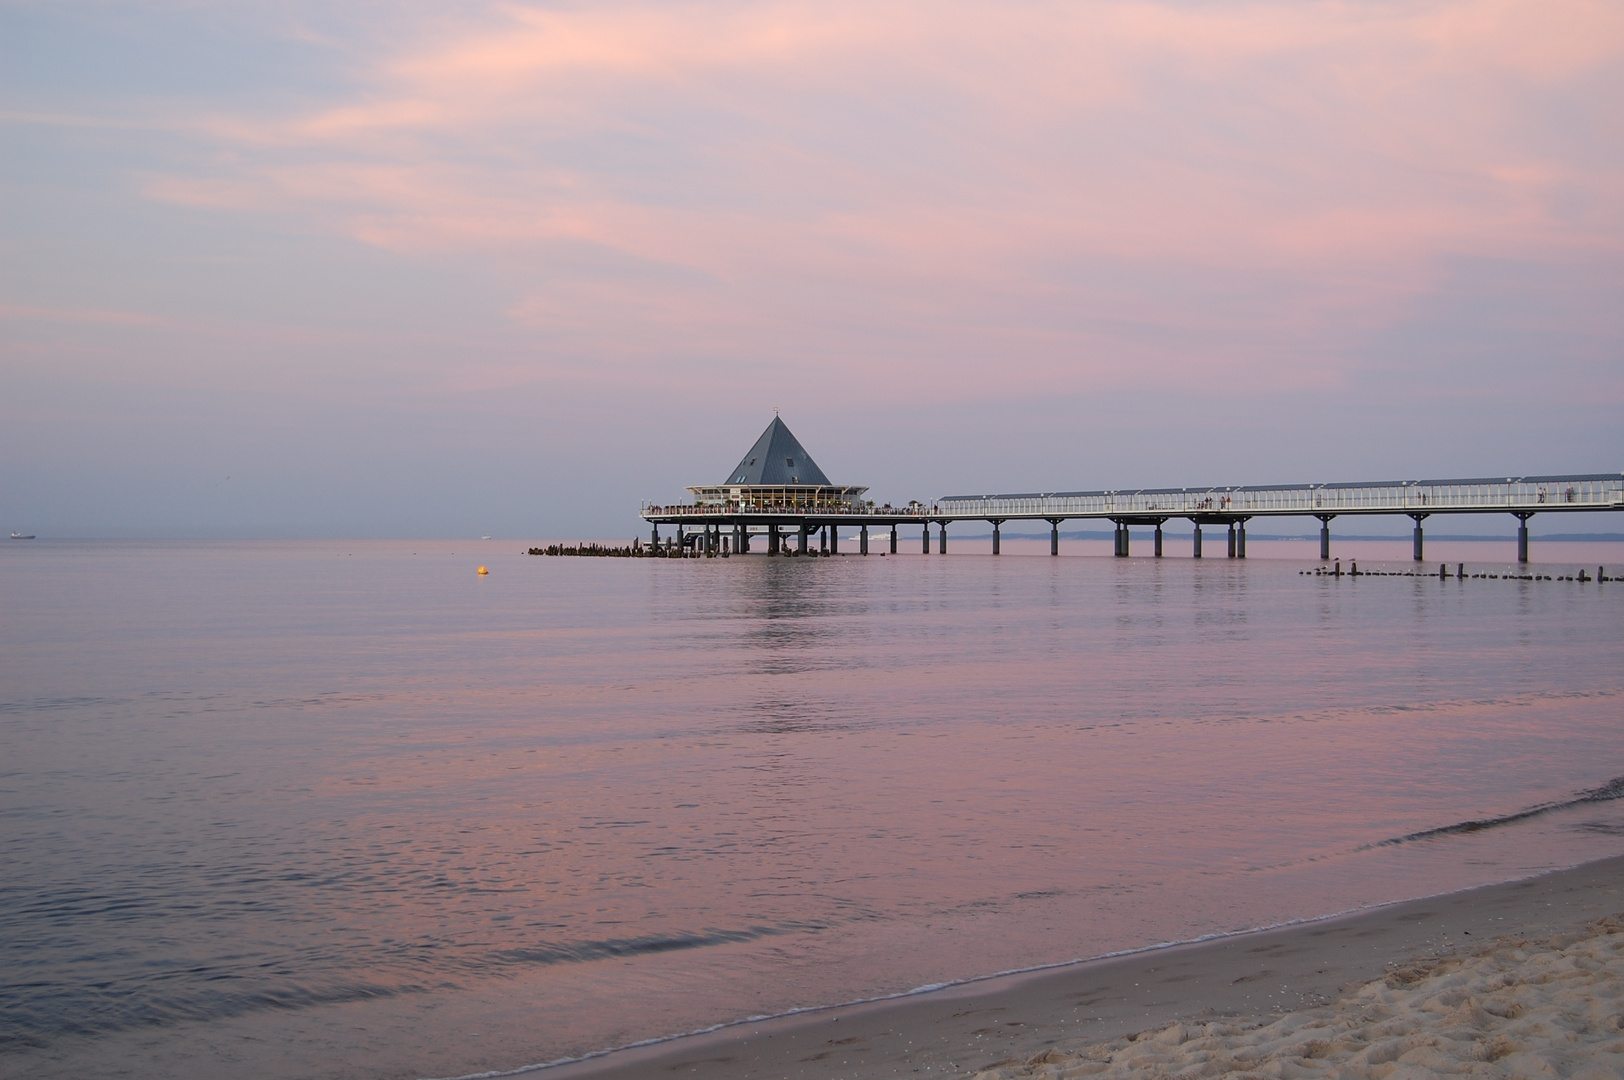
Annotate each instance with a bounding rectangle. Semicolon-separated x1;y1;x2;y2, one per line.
721;416;832;486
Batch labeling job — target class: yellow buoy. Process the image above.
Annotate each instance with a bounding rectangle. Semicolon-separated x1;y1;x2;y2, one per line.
477;566;489;576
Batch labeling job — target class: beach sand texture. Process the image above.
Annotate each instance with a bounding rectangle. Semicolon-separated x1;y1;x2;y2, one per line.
974;916;1624;1080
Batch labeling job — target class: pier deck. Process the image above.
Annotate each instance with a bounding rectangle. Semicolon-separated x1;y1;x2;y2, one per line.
640;473;1623;561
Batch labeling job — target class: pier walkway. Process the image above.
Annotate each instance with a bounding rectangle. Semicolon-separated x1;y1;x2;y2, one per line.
640;473;1622;562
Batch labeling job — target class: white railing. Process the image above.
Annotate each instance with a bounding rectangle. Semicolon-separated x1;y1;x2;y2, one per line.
933;474;1624;520
642;501;927;518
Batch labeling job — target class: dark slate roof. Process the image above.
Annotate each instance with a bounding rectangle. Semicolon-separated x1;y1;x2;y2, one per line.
722;417;833;486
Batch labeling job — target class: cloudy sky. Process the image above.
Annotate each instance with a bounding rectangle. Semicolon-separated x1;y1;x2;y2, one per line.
3;0;1620;537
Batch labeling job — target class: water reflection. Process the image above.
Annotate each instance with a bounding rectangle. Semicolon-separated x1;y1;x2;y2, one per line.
3;541;1622;1074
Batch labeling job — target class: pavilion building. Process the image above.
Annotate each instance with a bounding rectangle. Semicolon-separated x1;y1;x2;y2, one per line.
686;416;868;511
644;416;922;556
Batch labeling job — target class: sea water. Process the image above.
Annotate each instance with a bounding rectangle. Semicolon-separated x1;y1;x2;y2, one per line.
3;538;1622;1078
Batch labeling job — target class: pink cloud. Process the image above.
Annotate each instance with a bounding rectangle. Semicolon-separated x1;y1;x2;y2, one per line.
124;0;1624;401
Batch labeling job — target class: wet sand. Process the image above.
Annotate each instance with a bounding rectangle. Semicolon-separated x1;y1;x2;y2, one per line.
547;855;1624;1080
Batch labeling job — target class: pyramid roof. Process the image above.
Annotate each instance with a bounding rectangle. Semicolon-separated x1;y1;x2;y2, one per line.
722;417;833;486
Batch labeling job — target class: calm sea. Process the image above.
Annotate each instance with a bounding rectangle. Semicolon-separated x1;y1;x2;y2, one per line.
3;538;1623;1078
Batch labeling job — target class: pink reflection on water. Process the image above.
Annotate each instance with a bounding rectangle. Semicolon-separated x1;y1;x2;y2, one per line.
2;539;1622;1073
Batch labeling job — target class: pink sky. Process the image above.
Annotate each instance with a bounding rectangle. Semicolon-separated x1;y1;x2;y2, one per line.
2;0;1621;535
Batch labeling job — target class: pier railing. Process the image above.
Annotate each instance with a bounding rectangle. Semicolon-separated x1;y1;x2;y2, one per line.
933;474;1624;520
642;502;927;518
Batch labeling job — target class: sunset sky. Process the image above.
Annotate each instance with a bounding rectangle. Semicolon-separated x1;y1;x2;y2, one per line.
3;0;1620;537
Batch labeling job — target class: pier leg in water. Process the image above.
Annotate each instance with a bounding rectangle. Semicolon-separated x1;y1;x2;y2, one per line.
1154;523;1163;558
768;524;779;556
651;524;659;548
798;524;809;555
991;520;1000;555
890;525;897;554
820;526;827;554
1237;520;1247;559
677;525;685;555
1227;523;1236;559
1515;512;1534;563
1410;513;1428;561
1317;515;1333;561
1050;519;1061;556
1192;522;1202;558
860;525;868;555
830;526;838;555
923;524;930;554
939;523;948;554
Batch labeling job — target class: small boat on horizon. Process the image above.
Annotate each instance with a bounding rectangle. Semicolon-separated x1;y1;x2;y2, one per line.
10;532;36;540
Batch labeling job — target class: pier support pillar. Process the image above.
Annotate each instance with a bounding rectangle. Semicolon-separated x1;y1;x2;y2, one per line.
991;520;1001;555
768;524;779;556
860;525;869;555
890;525;898;554
1154;523;1163;557
1317;515;1333;561
652;524;659;547
1237;520;1247;559
1115;522;1129;557
1049;519;1061;556
1410;513;1429;562
820;526;828;554
797;524;809;555
830;526;838;555
923;525;930;553
1192;522;1202;558
1515;512;1534;563
939;523;948;554
676;525;685;556
1226;523;1236;558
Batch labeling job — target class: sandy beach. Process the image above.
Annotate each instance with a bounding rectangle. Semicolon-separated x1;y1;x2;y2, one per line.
549;855;1624;1080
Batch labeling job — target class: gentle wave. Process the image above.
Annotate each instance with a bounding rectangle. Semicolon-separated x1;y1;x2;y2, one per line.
1375;775;1624;847
0;922;822;1048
